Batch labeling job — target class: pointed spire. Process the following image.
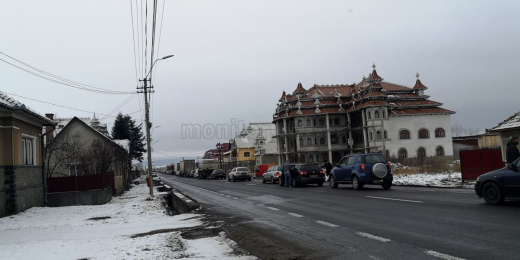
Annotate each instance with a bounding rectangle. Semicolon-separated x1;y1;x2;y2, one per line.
278;90;286;102
367;63;383;83
293;82;307;95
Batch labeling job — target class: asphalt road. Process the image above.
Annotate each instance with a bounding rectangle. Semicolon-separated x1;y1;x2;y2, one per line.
159;174;520;260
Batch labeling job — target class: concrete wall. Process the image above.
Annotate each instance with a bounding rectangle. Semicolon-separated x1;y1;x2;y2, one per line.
114;176;123;195
47;188;112;207
453;143;477;160
0;165;43;216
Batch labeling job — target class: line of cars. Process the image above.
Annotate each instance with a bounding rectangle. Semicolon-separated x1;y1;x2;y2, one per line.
173;168;235;180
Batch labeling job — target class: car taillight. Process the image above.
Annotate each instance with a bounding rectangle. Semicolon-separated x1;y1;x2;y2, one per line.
320;170;325;175
300;171;307;175
360;164;365;172
388;162;392;168
276;172;280;177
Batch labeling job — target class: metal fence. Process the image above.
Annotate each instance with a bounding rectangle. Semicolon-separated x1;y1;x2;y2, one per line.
460;148;503;181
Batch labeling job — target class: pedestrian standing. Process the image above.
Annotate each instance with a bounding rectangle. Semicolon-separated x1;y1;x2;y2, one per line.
506;136;520;164
283;160;292;188
321;159;333;180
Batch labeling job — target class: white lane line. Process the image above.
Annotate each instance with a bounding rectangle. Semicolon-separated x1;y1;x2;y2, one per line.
233;197;239;200
288;213;304;218
219;194;225;196
246;184;256;186
316;220;338;227
426;250;465;260
267;207;280;211
356;232;391;242
225;195;232;198
366;196;423;203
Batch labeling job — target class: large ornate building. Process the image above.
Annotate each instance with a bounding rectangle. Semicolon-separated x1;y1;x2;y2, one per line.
272;65;455;165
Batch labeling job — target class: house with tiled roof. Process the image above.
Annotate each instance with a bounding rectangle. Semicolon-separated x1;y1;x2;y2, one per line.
488;111;520;161
0;91;56;216
272;65;455;164
229;123;277;169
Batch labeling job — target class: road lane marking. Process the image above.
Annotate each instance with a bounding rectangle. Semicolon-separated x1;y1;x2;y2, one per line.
226;195;232;198
426;250;465;260
233;197;239;200
366;196;423;203
316;220;338;227
356;232;391;242
246;184;256;186
288;213;304;218
219;194;225;196
267;207;280;211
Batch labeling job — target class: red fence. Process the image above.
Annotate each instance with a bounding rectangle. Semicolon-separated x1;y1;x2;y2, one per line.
460;148;504;181
47;173;114;193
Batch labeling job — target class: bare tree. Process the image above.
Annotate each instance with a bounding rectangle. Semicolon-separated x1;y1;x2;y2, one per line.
45;132;85;178
78;139;117;175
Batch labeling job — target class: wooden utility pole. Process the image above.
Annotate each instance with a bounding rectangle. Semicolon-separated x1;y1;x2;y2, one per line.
138;78;154;196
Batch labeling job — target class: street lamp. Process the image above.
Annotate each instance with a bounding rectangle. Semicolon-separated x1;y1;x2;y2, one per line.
151;125;161;134
141;54;174;196
216;142;223;170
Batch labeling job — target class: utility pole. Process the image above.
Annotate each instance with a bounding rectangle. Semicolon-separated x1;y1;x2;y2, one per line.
139;78;154;196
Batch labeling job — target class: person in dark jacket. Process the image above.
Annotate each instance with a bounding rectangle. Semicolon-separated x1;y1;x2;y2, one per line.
283;160;292;188
506;137;520;164
321;159;333;177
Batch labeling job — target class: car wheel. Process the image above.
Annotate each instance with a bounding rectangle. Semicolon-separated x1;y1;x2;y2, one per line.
382;182;392;190
317;182;323;187
233;176;236;182
352;176;363;190
483;182;504;205
134;181;139;185
248;178;252;181
271;177;275;184
329;176;338;188
262;178;266;184
227;176;231;182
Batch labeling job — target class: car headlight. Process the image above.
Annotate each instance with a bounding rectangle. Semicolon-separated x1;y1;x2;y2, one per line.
476;176;480;182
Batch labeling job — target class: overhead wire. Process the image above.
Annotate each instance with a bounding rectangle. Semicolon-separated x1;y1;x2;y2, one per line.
152;0;166;83
130;0;139;85
100;94;138;120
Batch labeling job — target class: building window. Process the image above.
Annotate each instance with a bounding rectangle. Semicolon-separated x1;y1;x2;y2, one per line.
385;149;390;158
320;138;325;145
369;132;373;140
382;111;386;118
399;129;411;140
368;111;372;119
334;118;340;125
398;148;407;159
436;146;445;156
307;138;312;145
298;120;302;127
331;134;338;144
299;138;303;146
435;128;446;138
417;147;426;157
319;119;325;127
418;129;429;139
342;136;346;143
22;136;36;165
306;119;311;127
384;130;388;139
376;131;381;140
313;119;316;126
375;111;380;119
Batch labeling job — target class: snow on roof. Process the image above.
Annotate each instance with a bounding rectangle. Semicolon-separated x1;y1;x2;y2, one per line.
0;91;55;125
113;139;130;152
490;111;520;131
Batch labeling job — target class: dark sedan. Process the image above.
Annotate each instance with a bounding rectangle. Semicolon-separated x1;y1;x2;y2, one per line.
210;169;226;180
475;158;520;205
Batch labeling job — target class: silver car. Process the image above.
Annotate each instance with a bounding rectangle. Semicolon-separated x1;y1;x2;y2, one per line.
227;167;252;182
262;165;282;184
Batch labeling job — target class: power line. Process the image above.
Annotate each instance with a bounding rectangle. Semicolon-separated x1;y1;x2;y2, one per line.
0;91;108;116
0;53;134;95
130;0;139;85
152;0;166;82
144;0;148;78
100;94;138;120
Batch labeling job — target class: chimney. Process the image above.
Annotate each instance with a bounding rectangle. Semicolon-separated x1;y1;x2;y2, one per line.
45;113;55;145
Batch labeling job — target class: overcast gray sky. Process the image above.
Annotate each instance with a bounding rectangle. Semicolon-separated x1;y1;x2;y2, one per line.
2;0;520;165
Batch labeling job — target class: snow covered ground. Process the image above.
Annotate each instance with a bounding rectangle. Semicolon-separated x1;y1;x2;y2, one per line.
0;184;256;260
393;172;475;188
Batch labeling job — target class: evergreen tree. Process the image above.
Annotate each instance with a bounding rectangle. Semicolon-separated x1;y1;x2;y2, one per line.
111;112;147;162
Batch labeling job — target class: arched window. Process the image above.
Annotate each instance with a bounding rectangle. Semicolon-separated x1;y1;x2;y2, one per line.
384;130;388;139
436;146;445;156
309;154;314;162
244;152;251;158
367;111;372;119
334;118;340;125
417;147;426;157
331;134;338;144
306;119;311;127
299;138;303;146
376;131;381;140
435;128;446;138
298;120;302;127
382;111;386;118
398;148;407;158
375;111;380;119
369;132;373;140
313;119;316;126
418;129;429;139
307;138;312;145
320;138;325;145
399;129;411;140
342;136;346;143
319;119;325;127
385;150;390;158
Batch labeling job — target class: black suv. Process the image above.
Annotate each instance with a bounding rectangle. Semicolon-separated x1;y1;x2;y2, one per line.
279;163;326;187
330;153;393;190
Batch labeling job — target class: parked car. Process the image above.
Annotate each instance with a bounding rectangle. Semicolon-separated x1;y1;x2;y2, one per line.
279;163;325;187
255;164;271;178
133;175;147;185
175;171;181;176
330;153;393;190
228;167;252;182
210;169;226;180
188;170;195;178
262;165;282;184
475;158;520;205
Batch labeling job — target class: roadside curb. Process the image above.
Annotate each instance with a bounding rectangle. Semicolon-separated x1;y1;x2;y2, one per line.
394;184;475;189
158;182;200;213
